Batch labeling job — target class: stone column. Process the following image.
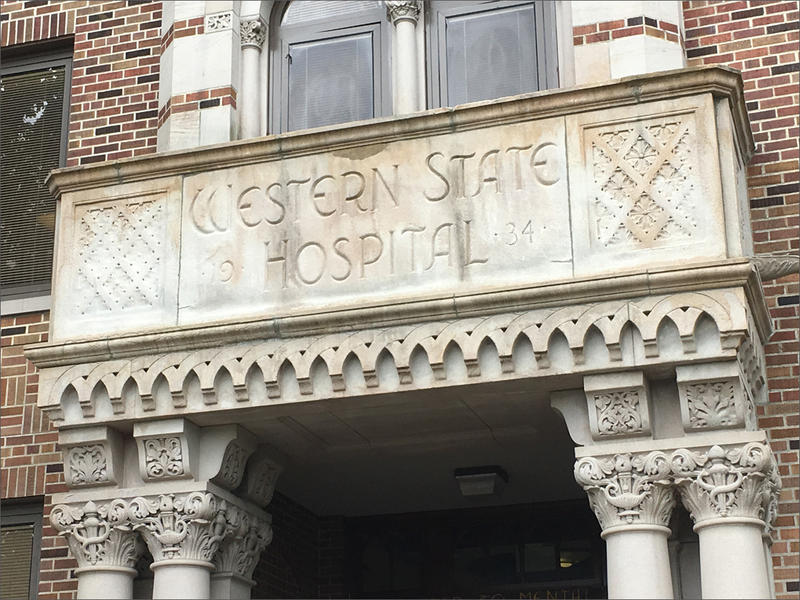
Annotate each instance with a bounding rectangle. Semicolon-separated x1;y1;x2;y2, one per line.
575;451;676;599
386;1;421;114
128;492;228;600
211;506;273;600
671;442;780;599
50;500;143;600
240;17;267;139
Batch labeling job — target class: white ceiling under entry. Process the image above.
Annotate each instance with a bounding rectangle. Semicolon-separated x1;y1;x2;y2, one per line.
240;378;582;516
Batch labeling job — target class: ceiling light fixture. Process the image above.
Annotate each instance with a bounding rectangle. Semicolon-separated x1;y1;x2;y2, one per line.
454;465;509;497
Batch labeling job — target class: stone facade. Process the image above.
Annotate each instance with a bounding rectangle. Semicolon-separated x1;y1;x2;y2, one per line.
0;1;797;599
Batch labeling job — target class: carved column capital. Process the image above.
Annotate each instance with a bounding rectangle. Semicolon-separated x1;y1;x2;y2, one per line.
670;442;779;530
50;500;144;571
127;491;228;566
575;450;675;534
385;0;421;24
213;505;273;582
240;17;266;48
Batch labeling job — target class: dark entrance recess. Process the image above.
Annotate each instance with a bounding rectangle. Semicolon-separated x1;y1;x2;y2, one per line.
344;500;607;599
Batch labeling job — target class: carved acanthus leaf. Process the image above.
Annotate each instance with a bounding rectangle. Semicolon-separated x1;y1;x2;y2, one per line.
385;0;421;23
594;390;643;435
240;18;266;48
213;505;273;580
128;492;227;564
144;437;184;478
670;442;777;524
68;444;108;486
752;253;799;281
574;451;674;530
49;500;142;569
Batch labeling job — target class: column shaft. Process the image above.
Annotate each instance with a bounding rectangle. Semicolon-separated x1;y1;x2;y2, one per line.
240;45;261;138
696;520;771;599
604;526;673;599
76;567;137;600
151;561;212;600
394;17;418;114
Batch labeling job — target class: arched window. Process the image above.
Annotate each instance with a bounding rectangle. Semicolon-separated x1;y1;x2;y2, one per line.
427;0;558;107
270;0;390;133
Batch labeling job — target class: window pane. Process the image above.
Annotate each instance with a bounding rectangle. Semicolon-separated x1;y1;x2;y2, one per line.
283;0;381;25
0;65;65;291
288;33;374;131
0;525;34;600
445;4;537;105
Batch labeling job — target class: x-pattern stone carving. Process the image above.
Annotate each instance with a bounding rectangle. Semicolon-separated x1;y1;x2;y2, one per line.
50;500;143;570
589;116;698;248
670;442;777;524
74;198;164;315
574;451;675;531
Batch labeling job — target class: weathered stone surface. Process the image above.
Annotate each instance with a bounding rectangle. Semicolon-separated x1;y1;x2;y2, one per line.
46;67;755;344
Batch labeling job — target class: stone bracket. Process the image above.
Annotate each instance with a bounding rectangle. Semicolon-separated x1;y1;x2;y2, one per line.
585;371;652;440
133;418;199;482
60;425;124;488
676;361;756;432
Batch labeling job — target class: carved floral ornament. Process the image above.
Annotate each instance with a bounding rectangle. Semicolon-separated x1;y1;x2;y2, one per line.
50;492;273;570
593;390;644;436
67;444;109;486
575;442;780;532
144;437;184;479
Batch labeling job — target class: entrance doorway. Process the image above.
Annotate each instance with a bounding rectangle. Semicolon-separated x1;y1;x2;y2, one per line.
345;500;606;599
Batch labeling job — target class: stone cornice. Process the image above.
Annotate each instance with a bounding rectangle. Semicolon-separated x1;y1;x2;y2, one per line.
46;67;753;196
25;260;768;368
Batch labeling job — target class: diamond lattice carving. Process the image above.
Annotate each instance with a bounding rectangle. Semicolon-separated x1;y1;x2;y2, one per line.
589;117;699;248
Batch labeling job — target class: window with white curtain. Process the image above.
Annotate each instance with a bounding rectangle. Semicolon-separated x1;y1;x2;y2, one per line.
427;0;558;107
270;0;390;133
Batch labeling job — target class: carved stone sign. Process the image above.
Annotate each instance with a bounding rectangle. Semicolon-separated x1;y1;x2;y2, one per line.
178;118;571;325
50;86;741;341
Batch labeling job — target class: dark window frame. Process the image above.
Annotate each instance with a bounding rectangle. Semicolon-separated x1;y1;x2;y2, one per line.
1;498;45;600
269;0;391;133
426;0;558;109
0;43;72;300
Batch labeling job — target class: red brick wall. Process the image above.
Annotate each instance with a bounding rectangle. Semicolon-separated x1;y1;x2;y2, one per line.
0;311;77;599
0;0;161;166
683;1;800;598
1;2;162;598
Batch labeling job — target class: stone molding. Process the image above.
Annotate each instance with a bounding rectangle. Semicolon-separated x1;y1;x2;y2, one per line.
574;451;675;531
37;287;765;428
385;0;421;24
670;442;779;529
46;68;753;196
50;500;143;571
240;17;266;48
